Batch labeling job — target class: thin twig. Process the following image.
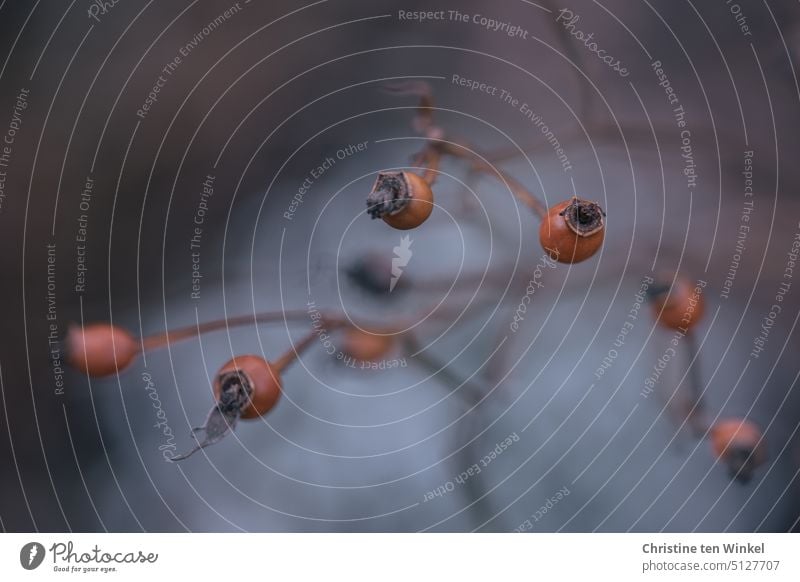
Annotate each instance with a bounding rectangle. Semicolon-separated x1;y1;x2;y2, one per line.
141;295;495;357
403;335;497;529
141;310;314;351
273;328;329;373
414;143;443;186
440;142;548;219
382;80;436;136
541;0;592;122
683;331;708;437
385;81;549;220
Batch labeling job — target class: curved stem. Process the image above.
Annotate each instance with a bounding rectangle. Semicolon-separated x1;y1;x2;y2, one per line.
139;298;486;357
140;310;313;352
439;142;548;220
418;145;442;186
386;80;548;220
272;328;327;373
385;80;435;133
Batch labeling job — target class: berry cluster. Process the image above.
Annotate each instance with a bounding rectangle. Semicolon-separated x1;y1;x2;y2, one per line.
63;83;765;484
65;315;398;460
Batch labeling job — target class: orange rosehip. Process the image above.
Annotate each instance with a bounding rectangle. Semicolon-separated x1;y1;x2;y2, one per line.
539;197;605;263
367;171;433;230
172;353;288;460
650;277;705;331
341;328;394;362
213;355;282;419
710;418;766;483
66;323;139;377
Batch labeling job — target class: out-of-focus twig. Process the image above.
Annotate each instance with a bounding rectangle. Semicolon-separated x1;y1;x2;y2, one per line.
402;335;497;529
683;331;709;437
541;0;592;122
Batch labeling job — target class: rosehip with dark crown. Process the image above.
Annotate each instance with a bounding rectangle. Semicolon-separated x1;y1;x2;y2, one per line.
539;197;605;263
213;355;282;419
710;418;766;483
366;171;433;230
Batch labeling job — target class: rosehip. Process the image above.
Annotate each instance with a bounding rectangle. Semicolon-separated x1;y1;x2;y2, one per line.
366;171;433;230
213;355;282;419
171;340;312;461
710;418;766;483
341;328;394;362
649;276;705;331
66;323;139;377
539;197;605;263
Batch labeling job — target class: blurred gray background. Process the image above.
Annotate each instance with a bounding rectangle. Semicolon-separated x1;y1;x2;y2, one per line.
0;0;798;531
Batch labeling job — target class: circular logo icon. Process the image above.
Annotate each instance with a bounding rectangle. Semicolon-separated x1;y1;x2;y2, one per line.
19;542;45;570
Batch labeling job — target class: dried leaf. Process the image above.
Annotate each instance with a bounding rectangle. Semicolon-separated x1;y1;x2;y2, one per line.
171;370;252;461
